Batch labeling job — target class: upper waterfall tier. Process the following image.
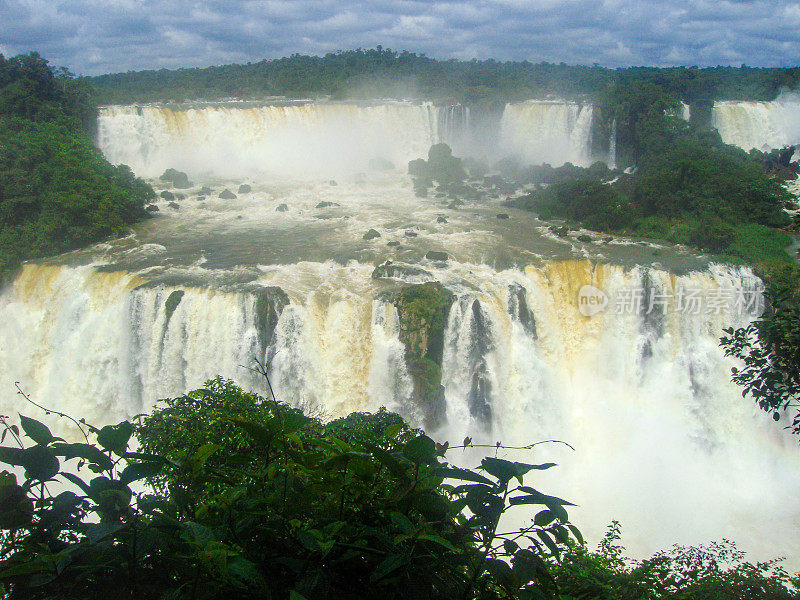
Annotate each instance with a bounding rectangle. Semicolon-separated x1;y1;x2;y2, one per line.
712;93;800;151
96;100;602;178
97;102;450;178
499;101;594;167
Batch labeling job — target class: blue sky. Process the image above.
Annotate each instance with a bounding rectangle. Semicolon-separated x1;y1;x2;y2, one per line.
2;0;799;75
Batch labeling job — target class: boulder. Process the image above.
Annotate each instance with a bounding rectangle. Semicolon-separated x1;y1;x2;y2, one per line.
160;190;175;201
145;204;160;213
578;234;592;243
316;201;340;208
168;202;180;210
276;203;289;212
387;241;400;247
496;213;509;220
368;157;394;171
371;261;434;282
159;168;191;188
436;216;448;223
199;186;213;195
404;231;418;238
219;189;237;200
425;250;449;262
237;184;252;194
363;229;381;241
329;180;337;186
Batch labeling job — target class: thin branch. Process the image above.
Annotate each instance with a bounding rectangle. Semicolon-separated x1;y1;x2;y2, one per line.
14;382;91;444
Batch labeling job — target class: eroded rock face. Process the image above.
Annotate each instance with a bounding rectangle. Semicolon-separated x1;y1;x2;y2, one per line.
219;189;237;200
392;282;454;429
253;286;290;355
238;184;252;194
371;262;434;283
160;168;192;188
507;284;536;338
363;229;381;241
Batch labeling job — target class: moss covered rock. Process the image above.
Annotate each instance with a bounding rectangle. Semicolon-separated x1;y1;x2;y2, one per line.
393;282;454;429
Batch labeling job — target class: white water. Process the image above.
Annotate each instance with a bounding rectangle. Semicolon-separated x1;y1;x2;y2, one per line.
3;100;799;568
712;92;800;152
499;101;595;166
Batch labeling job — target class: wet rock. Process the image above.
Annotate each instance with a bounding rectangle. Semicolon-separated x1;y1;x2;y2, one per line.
316;201;340;208
276;203;289;212
578;234;592;243
196;196;206;201
145;204;160;213
508;284;536;338
199;186;213;195
363;229;381;240
393;282;455;429
371;261;434;282
160;190;175;201
447;199;464;209
549;225;569;237
496;213;509;220
436;216;448;223
168;202;180;210
253;286;290;353
175;193;185;200
425;250;449;262
164;290;184;323
368;157;394;171
219;189;237;200
160;168;192;188
329;180;337;186
237;184;252;194
405;231;418;238
387;241;401;247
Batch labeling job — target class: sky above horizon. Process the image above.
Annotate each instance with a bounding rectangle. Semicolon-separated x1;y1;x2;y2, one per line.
2;0;800;75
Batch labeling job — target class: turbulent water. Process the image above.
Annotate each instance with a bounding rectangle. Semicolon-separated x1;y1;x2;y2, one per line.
712;92;800;152
2;100;799;566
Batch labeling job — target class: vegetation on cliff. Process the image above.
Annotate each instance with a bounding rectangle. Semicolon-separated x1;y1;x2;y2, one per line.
0;52;153;279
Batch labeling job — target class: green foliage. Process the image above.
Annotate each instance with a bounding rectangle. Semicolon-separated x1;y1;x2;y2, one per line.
87;47;800;106
553;523;799;600
721;286;800;438
0;380;582;599
523;180;638;231
0;52;153;279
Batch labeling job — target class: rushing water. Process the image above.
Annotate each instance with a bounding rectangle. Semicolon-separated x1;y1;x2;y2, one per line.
712;92;800;152
1;100;799;567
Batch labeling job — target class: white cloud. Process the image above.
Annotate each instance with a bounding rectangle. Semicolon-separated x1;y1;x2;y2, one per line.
0;0;798;74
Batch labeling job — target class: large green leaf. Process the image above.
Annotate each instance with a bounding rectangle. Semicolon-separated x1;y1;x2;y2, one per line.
96;421;134;455
52;442;113;471
21;445;59;481
435;466;495;486
0;446;25;466
19;415;57;446
403;435;437;464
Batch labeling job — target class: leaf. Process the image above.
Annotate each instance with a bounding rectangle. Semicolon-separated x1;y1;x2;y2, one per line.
0;446;25;466
192;443;221;471
481;457;556;485
403;435;437;464
510;487;576;522
120;459;164;485
436;466;495;486
390;511;415;534
417;534;457;552
21;445;60;481
230;419;273;446
60;471;91;494
369;554;408;583
534;509;556;527
52;442;113;471
19;415;57;446
289;592;308;600
567;524;584;545
96;421;134;455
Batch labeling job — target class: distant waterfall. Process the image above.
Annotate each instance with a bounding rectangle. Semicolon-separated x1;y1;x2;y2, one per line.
97;102;457;179
712;92;800;151
608;119;617;169
499;101;595;166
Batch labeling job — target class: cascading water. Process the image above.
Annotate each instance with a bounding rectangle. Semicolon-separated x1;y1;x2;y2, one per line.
608;119;617;169
712;92;800;151
499;101;595;166
3;99;800;568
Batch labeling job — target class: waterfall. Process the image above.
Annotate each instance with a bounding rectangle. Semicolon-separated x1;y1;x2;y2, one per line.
608;119;617;169
712;92;800;152
97;102;454;179
2;259;798;565
499;101;595;166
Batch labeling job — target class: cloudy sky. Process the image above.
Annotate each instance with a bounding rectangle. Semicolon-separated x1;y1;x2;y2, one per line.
2;0;800;75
